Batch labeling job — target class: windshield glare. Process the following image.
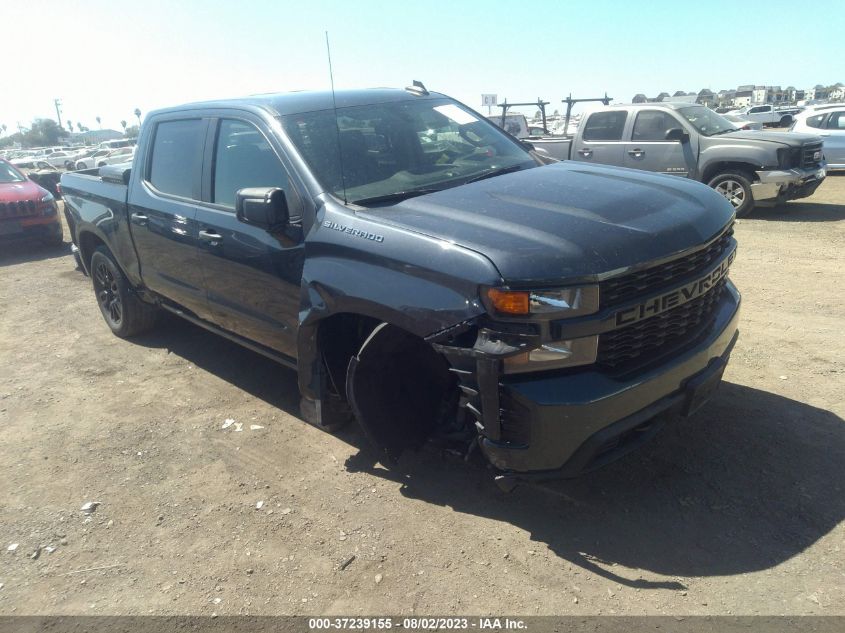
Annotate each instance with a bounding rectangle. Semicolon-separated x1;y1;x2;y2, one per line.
678;106;735;136
0;161;26;184
282;99;535;205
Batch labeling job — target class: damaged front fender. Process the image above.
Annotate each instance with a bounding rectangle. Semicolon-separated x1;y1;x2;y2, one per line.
429;325;541;445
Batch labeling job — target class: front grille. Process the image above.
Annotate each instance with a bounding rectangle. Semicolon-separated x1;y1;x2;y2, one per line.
0;199;39;219
600;227;733;309
802;142;823;169
597;278;727;372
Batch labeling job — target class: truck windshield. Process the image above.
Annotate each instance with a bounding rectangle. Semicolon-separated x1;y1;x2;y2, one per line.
0;161;26;183
281;99;536;206
677;106;735;136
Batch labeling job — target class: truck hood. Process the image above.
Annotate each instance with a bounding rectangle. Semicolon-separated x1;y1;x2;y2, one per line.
712;130;821;147
361;162;734;285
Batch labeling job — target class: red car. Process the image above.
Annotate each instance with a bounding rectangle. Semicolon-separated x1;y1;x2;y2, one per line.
0;158;63;247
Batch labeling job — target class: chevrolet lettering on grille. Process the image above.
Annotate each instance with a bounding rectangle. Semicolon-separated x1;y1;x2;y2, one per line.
615;248;736;327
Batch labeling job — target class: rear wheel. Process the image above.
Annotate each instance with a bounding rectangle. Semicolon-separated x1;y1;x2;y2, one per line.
90;246;157;337
708;171;755;218
779;115;793;127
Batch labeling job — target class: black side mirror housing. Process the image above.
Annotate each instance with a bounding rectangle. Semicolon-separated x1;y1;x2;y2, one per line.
665;128;690;143
521;140;536;152
235;187;289;230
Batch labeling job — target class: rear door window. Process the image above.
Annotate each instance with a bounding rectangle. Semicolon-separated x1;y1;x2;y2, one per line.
147;119;205;199
582;111;627;141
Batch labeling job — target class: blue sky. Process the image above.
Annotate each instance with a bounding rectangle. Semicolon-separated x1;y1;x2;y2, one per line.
2;0;842;133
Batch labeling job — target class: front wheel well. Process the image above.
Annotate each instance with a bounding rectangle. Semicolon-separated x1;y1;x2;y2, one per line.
316;314;461;460
701;162;759;184
317;313;382;399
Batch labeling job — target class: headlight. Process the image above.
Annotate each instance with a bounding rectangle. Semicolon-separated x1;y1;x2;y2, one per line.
503;335;598;373
41;192;54;203
485;285;599;317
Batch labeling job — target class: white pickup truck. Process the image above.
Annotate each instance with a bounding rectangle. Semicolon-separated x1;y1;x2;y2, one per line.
525;102;825;217
729;104;802;127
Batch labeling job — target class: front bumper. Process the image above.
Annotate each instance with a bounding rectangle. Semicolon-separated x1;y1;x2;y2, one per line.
0;215;62;242
465;282;740;476
751;166;826;203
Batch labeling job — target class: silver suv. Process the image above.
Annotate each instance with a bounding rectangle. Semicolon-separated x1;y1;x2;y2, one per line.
790;107;845;170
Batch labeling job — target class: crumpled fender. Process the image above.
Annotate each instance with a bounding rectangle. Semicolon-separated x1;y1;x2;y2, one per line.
294;199;503;401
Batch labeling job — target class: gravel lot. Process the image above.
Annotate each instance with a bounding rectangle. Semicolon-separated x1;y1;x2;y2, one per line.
1;174;843;616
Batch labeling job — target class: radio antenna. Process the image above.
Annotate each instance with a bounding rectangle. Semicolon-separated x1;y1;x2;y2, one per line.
325;31;348;205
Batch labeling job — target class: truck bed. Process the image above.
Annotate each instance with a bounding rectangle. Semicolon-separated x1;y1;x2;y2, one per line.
528;136;572;161
60;164;140;282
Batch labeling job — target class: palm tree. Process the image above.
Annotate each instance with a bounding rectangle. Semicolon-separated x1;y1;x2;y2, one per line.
96;116;102;129
134;108;142;126
77;122;83;133
67;120;73;133
120;120;127;133
1;124;6;136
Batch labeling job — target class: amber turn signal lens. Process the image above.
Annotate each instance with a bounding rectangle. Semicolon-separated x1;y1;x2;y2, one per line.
487;288;530;315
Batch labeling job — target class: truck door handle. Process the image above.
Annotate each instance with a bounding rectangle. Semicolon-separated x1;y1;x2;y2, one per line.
130;212;148;226
627;148;645;157
577;148;593;158
198;229;223;244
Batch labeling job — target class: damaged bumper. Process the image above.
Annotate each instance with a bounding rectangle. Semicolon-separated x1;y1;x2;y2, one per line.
435;282;741;476
751;166;826;204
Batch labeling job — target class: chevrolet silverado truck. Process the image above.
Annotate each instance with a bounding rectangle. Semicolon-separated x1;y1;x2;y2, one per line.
60;87;741;486
528;102;826;217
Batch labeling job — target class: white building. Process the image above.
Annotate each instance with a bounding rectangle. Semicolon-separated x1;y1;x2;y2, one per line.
751;87;768;104
733;91;752;108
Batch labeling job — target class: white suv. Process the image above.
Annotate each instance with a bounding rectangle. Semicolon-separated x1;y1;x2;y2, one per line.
75;147;135;170
790;107;845;170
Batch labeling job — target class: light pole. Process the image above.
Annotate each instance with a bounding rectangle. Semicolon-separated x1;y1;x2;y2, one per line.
54;98;63;130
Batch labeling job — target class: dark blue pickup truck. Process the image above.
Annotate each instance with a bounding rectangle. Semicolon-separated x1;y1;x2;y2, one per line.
61;86;740;485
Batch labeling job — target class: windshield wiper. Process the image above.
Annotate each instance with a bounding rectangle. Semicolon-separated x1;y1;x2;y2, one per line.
464;164;526;184
711;128;738;135
351;188;441;206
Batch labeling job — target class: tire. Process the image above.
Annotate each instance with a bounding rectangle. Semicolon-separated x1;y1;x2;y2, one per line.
779;115;793;127
90;246;157;338
708;171;755;218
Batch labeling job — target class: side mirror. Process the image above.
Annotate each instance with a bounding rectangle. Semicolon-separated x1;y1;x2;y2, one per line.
665;128;690;143
521;140;536;152
235;187;289;230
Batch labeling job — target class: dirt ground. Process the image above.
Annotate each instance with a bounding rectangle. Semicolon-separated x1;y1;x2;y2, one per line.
1;175;843;616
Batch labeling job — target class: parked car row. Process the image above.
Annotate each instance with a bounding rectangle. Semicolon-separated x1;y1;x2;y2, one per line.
2;139;137;172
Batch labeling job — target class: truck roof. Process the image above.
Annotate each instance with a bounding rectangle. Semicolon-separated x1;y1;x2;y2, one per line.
604;102;703;111
149;88;449;119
